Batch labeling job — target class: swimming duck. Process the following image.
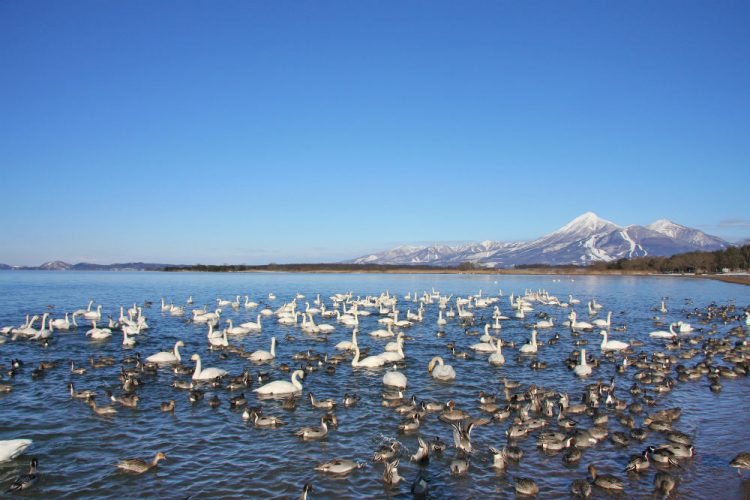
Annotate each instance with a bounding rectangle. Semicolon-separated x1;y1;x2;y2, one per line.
373;442;400;462
730;452;750;473
452;421;474;454
489;447;507;469
625;449;650;473
295;416;329;440
107;390;139;408
588;464;623;490
88;398;118;416
248;410;286;428
309;392;336;410
116;452;166;474
514;477;539;496
68;383;95;400
343;393;360;407
410;436;430;465
383;459;403;485
654;471;676;497
160;400;175;412
314;459;362;475
6;457;38;492
570;479;592;498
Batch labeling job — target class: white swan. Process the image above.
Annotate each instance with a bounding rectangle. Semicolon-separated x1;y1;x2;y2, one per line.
226;319;252;335
378;341;404;362
86;320;111;340
676;321;694;333
471;325;496;352
49;313;72;330
146;341;185;364
599;330;628;352
649;323;677;339
83;305;102;321
335;329;358;351
122;329;136;347
383;366;407;389
0;439;32;462
573;349;592;377
428;356;456;381
208;327;229;348
239;315;262;332
570;311;593;331
244;296;258;308
437;309;447;326
249;337;276;361
536;317;554;329
370;322;394;338
488;338;505;366
255;369;304;396
519;330;538;354
385;332;404;352
190;354;228;380
352;345;385;368
592;311;612;328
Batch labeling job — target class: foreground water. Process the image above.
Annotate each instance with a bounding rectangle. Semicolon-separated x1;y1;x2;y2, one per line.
1;271;749;498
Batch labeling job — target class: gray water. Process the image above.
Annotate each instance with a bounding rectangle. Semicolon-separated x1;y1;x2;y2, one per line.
0;271;749;498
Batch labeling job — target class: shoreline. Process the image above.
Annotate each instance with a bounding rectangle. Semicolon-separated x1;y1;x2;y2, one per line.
164;267;750;285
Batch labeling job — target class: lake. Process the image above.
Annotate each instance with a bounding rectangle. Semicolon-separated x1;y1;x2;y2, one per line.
1;271;749;498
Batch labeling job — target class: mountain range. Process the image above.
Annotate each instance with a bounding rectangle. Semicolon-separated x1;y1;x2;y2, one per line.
349;212;730;268
0;262;181;271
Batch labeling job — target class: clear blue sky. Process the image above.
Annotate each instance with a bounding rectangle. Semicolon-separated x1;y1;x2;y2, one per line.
1;1;748;265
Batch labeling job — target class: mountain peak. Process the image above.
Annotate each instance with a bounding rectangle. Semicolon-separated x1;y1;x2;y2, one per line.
555;212;618;235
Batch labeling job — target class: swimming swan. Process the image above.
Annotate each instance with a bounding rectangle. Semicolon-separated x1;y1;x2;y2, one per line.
190;354;228;380
146;341;185;364
249;337;276;361
573;349;592;377
599;330;629;352
428;356;456;381
255;369;305;397
0;439;32;462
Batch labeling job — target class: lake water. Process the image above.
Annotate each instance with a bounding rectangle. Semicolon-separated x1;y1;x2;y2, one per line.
1;271;749;498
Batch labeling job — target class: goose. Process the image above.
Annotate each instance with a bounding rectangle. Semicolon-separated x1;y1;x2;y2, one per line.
519;330;538;354
86;320;112;340
295;416;328;440
116;452;166;474
146;341;185;364
248;337;276;362
599;331;629;352
352;345;385;368
574;349;592;377
592;311;612;328
254;369;304;396
335;328;358;351
239;315;262;332
488;338;505;366
83;305;102;321
6;457;38;492
428;356;456;381
0;439;32;462
190;354;228;380
649;323;677;339
383;365;407;389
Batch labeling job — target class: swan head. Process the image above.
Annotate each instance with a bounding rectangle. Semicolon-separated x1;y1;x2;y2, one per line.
176;341;185;348
191;354;200;361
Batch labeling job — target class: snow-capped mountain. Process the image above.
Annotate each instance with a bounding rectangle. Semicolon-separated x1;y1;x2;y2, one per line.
348;212;729;267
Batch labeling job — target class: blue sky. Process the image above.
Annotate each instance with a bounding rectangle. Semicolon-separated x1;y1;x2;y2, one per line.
1;1;748;265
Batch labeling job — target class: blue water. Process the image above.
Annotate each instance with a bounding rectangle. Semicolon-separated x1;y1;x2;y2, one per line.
0;271;749;498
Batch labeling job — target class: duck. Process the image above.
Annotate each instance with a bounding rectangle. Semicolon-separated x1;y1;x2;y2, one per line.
6;457;38;491
247;410;286;428
309;392;336;410
160;400;175;412
410;436;430;465
573;349;592;377
599;330;629;352
730;452;750;473
570;479;592;498
116;452;167;474
315;459;363;475
0;439;32;462
625;449;650;473
427;356;456;381
654;471;676;497
190;354;228;380
383;459;403;485
254;369;305;397
383;365;407;389
295;416;329;440
68;383;95;400
588;464;623;490
88;398;118;416
514;477;539;496
248;337;276;362
489;447;507;469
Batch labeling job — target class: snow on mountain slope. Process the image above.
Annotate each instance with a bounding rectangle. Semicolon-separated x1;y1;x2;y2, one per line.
348;212;729;267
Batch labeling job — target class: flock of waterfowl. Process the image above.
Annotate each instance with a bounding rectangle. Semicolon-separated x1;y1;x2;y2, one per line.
1;284;750;497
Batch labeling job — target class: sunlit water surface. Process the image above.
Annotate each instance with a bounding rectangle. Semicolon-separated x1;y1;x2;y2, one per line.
1;272;749;498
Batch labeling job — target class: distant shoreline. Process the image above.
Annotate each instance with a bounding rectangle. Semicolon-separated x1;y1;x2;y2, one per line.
163;265;750;286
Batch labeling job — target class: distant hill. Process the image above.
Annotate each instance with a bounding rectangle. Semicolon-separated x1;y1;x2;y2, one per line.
3;262;182;271
349;212;730;268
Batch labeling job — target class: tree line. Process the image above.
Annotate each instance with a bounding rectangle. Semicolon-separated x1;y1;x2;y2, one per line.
594;244;750;274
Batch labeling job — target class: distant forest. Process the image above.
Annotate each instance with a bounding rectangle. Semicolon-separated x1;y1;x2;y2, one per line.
164;244;750;274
